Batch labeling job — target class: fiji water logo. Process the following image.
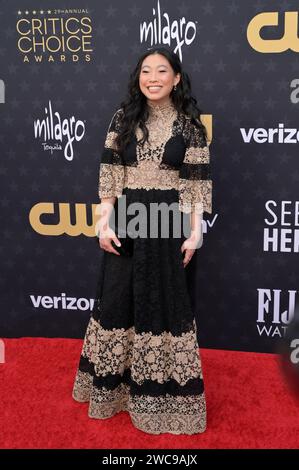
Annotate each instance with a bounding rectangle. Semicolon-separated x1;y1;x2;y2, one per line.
140;0;197;62
33;100;86;161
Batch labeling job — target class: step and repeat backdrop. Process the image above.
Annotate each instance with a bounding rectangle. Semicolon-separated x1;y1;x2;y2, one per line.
1;0;298;352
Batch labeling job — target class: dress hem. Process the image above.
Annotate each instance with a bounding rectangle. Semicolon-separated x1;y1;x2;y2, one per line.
72;390;207;436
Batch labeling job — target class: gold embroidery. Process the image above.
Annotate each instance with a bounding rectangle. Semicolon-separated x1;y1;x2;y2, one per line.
179;180;212;214
79;316;202;385
104;131;119;151
73;373;206;435
135;101;178;164
123;161;179;191
98;109;124;199
99;102;212;214
72;368;93;402
98;163;124;199
184;145;210;164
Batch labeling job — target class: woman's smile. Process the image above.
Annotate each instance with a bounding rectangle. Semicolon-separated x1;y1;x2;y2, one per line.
147;85;163;93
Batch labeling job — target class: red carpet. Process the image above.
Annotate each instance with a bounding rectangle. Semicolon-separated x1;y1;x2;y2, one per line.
1;338;298;449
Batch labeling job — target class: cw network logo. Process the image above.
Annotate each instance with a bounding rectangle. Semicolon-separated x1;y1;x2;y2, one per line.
29;201;217;238
247;11;299;53
140;0;197;62
30;293;95;311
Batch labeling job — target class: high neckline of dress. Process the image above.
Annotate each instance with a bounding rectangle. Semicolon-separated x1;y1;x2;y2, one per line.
147;100;176;118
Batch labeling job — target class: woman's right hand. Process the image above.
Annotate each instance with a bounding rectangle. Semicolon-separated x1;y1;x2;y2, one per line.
98;225;122;256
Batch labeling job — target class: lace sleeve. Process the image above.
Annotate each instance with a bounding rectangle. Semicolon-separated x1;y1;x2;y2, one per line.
98;108;125;200
179;116;212;214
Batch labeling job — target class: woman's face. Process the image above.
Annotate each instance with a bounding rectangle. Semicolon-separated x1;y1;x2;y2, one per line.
139;53;180;105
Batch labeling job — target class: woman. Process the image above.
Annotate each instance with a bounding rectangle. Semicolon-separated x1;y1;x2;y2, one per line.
72;46;212;435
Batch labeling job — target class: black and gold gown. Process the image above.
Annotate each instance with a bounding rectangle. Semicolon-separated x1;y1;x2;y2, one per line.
72;100;212;435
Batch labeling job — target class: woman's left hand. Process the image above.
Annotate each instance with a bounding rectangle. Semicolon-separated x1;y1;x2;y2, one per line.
181;230;201;268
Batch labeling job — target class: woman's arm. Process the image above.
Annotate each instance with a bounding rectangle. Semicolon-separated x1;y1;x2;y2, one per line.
178;116;212;217
190;211;203;241
179;116;212;265
96;109;125;254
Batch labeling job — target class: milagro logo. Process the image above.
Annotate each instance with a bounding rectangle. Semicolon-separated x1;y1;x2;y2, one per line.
140;0;197;62
30;292;95;311
33;100;86;161
257;288;296;337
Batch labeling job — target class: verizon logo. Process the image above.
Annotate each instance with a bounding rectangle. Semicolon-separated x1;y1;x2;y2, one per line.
30;293;95;311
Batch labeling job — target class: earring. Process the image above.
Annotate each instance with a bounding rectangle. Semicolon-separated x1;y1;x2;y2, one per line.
174;85;177;91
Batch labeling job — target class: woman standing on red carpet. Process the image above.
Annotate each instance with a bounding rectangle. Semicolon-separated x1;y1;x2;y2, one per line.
72;46;212;435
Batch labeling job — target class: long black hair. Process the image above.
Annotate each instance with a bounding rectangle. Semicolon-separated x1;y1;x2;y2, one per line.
116;46;207;154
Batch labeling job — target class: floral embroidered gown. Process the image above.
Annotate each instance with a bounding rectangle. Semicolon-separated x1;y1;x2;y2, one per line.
72;100;212;435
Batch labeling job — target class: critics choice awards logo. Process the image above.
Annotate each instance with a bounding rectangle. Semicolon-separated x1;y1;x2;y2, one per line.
16;8;93;63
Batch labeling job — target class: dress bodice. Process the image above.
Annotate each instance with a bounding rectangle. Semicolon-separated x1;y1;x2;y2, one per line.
135;101;178;163
99;101;212;215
